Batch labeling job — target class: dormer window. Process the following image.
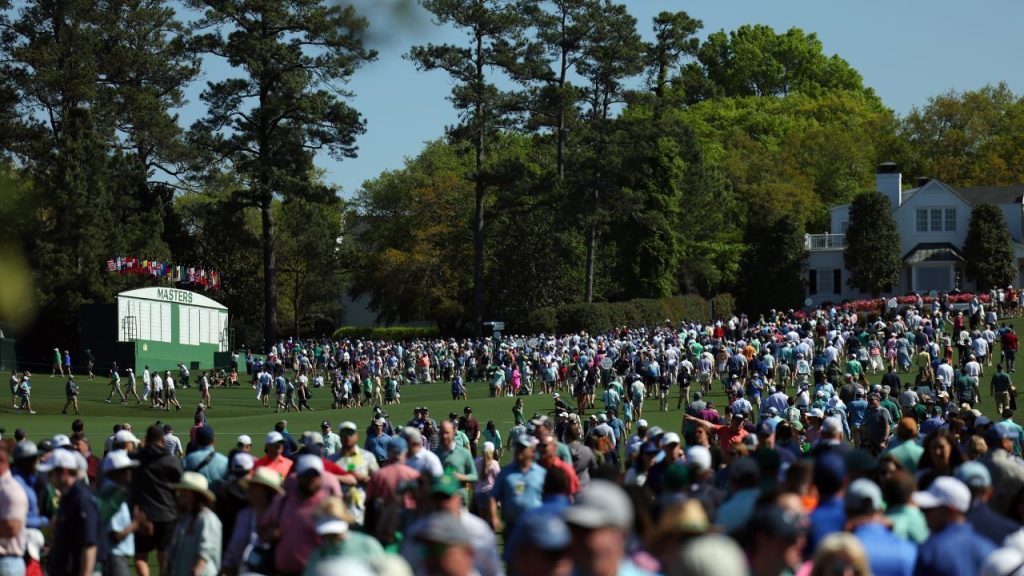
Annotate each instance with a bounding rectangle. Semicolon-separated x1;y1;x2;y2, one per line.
916;208;956;233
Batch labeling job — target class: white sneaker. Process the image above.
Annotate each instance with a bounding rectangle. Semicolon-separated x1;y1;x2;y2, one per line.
29;411;36;414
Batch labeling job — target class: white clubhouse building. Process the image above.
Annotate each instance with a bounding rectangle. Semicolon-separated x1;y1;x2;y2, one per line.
805;163;1024;305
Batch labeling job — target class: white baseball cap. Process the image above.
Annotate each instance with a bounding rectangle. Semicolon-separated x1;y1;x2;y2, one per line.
114;430;140;445
102;450;139;473
637;419;648;428
52;434;72;449
912;476;971;513
230;452;255;474
264;431;285;445
237;434;253;446
295;454;324;476
38;449;79;472
660;432;681;447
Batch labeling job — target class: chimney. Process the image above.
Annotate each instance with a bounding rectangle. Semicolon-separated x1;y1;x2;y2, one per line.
876;162;902;208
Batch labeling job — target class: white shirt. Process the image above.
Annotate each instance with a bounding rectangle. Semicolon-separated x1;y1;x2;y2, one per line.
152;373;163;391
406;447;444;478
143;369;151;386
165;375;175;390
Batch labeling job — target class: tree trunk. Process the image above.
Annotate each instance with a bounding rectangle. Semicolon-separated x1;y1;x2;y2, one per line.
473;31;486;337
261;199;278;351
585;223;595;303
473;151;485;337
293;268;300;340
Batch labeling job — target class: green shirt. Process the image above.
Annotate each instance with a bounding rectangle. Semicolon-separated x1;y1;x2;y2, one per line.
322;432;342;457
301;532;386;576
886;440;924;473
437;445;477;504
886;504;929;545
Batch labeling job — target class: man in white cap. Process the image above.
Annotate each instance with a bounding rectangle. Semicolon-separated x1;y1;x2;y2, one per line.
97;450;140;575
41;448;101;576
403;426;443;478
253;431;293;479
330;421;378;527
912;476;995;575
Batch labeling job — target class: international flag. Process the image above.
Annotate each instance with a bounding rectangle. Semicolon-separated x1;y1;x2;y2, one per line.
106;259;116;272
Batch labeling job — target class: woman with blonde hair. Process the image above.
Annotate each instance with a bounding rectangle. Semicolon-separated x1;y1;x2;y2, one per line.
473;442;500;523
805;532;871;576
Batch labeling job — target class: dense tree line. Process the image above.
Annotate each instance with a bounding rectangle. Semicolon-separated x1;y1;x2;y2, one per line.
1;0;1023;352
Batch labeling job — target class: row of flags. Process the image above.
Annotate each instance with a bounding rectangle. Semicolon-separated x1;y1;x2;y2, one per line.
105;257;221;290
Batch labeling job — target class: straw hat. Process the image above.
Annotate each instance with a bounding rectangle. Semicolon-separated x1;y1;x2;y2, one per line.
241;467;284;495
170;471;216;503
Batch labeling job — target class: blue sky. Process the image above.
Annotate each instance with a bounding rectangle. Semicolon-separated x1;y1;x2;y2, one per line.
181;0;1024;197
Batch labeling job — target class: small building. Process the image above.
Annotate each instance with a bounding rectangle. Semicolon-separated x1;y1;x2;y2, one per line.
79;287;229;375
805;163;1024;305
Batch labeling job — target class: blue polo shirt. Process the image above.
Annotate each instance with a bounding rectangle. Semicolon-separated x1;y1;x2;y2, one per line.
913;522;995;576
363;433;391;464
490;462;546;526
852;522;917;576
808;495;845;553
183;446;228;486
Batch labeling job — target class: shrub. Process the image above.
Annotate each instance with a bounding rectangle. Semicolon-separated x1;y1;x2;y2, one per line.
521;307;557;335
332;326;439;341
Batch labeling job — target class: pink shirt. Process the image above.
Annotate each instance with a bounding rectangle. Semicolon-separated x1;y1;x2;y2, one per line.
262;489;326;575
0;470;28;557
366;463;420;509
474;458;500;495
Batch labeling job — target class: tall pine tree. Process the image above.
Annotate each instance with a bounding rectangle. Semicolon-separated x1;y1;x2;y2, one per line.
189;0;375;350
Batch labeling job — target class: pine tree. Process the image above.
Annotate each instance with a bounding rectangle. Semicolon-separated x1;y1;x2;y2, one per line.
188;0;375;350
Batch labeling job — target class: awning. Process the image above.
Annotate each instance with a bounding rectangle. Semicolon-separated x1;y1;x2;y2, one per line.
902;243;965;264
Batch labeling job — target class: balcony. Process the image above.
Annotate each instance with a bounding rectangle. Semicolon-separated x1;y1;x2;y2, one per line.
805;233;845;250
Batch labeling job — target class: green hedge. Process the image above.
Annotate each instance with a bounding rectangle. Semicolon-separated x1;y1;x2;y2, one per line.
332;326;439;340
512;294;735;335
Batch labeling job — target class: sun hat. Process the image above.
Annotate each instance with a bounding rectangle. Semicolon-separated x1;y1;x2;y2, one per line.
102;449;140;473
171;471;216;503
241;467;284;494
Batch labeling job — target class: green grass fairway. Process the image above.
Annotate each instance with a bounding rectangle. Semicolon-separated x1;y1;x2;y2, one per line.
5;318;1024;460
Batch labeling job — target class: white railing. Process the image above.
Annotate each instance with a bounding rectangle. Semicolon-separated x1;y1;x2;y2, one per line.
805;233;845;250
